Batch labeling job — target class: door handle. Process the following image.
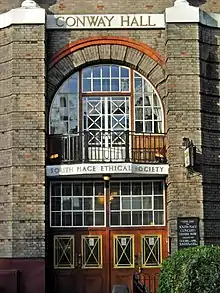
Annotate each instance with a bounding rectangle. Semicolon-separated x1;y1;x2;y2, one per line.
77;253;82;268
135;254;142;273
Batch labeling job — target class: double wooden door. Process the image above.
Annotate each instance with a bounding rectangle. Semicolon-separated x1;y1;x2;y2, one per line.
53;228;167;293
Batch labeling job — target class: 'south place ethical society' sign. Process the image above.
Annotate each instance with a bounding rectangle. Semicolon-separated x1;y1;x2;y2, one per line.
46;163;169;177
47;14;165;29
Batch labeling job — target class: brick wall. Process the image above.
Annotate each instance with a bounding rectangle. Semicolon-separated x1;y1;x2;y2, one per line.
199;25;220;244
0;25;46;258
165;23;204;252
1;0;220;14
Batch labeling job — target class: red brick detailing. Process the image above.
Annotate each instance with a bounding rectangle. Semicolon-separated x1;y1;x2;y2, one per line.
49;36;165;69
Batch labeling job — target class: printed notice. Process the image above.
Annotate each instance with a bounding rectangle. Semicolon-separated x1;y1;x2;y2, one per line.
177;217;200;250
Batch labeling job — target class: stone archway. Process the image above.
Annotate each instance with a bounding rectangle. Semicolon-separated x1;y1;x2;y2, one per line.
47;36;166;103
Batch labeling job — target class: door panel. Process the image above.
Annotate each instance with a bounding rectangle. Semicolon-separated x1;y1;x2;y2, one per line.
83;96;129;162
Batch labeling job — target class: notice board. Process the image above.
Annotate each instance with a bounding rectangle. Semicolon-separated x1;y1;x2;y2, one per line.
177;217;200;250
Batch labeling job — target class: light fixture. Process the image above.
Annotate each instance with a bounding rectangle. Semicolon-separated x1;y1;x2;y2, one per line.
103;175;111;181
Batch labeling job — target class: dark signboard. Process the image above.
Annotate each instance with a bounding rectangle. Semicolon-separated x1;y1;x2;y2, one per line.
177;217;200;250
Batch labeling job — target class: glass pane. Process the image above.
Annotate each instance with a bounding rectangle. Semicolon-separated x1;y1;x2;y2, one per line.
143;211;153;225
132;211;142;225
121;78;129;91
110;197;120;210
143;197;152;209
62;212;72;226
132;182;141;195
144;80;154;93
69;76;78;93
102;65;110;77
93;79;101;91
111;79;119;91
83;67;92;78
95;197;105;210
62;197;72;210
121;182;130;195
154;182;163;194
135;108;143;120
154;121;162;133
84;183;93;197
111;212;120;225
73;212;82;226
153;93;160;106
144;95;151;106
122;211;131;225
51;197;61;211
55;237;74;268
95;182;104;195
144;108;152;120
132;197;142;209
135;121;143;132
121;67;129;78
145;121;152;132
93;66;101;78
135;78;142;92
73;197;82;210
111;65;119;77
154;196;163;210
83;78;91;92
95;212;104;225
62;184;72;197
110;182;120;195
122;197;131;209
154;211;164;225
135;95;143;106
73;183;82;197
84;198;93;210
51;212;61;226
102;79;110;91
51;185;60;197
116;237;132;266
84;212;93;226
153;107;162;120
143;182;152;195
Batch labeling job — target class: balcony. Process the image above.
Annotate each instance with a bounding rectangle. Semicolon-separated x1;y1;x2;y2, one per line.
47;131;167;165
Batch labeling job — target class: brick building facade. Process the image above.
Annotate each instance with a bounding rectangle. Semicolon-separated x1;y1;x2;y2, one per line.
0;0;220;293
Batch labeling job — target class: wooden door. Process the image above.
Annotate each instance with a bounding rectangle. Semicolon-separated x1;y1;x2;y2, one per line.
109;229;168;293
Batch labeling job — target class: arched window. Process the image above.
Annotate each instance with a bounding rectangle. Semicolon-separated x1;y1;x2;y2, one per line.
49;64;163;135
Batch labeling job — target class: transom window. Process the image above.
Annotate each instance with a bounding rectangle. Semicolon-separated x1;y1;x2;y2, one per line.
50;182;105;227
49;64;163;135
110;181;164;226
50;180;165;227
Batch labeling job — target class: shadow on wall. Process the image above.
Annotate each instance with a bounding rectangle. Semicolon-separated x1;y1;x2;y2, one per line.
188;0;206;6
35;0;58;12
199;27;220;246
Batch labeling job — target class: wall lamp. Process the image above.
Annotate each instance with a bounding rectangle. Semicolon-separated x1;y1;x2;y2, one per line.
103;175;111;181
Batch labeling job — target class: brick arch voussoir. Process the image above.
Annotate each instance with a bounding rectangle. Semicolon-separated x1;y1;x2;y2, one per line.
47;37;166;103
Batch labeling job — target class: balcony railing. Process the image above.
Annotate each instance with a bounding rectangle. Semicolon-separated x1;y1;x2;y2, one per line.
47;131;167;164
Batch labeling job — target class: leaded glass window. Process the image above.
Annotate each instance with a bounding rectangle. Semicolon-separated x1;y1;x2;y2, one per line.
49;65;163;135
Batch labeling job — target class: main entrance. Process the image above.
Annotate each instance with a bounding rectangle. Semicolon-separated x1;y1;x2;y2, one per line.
53;229;167;293
50;180;168;293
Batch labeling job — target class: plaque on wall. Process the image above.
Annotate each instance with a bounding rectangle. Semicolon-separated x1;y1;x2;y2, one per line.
177;217;200;250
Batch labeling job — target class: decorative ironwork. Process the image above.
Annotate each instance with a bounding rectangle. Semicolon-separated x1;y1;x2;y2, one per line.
113;235;134;268
54;236;75;268
142;235;161;267
82;236;102;268
48;131;167;164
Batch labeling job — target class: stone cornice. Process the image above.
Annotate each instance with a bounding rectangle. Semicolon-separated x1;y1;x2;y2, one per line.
1;0;220;29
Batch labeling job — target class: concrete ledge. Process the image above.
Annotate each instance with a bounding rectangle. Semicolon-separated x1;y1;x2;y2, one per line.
0;0;45;29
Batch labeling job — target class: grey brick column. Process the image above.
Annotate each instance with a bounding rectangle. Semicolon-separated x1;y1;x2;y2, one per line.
165;1;204;252
0;0;46;265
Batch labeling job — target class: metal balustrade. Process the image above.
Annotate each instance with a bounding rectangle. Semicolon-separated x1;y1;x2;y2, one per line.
47;131;167;164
